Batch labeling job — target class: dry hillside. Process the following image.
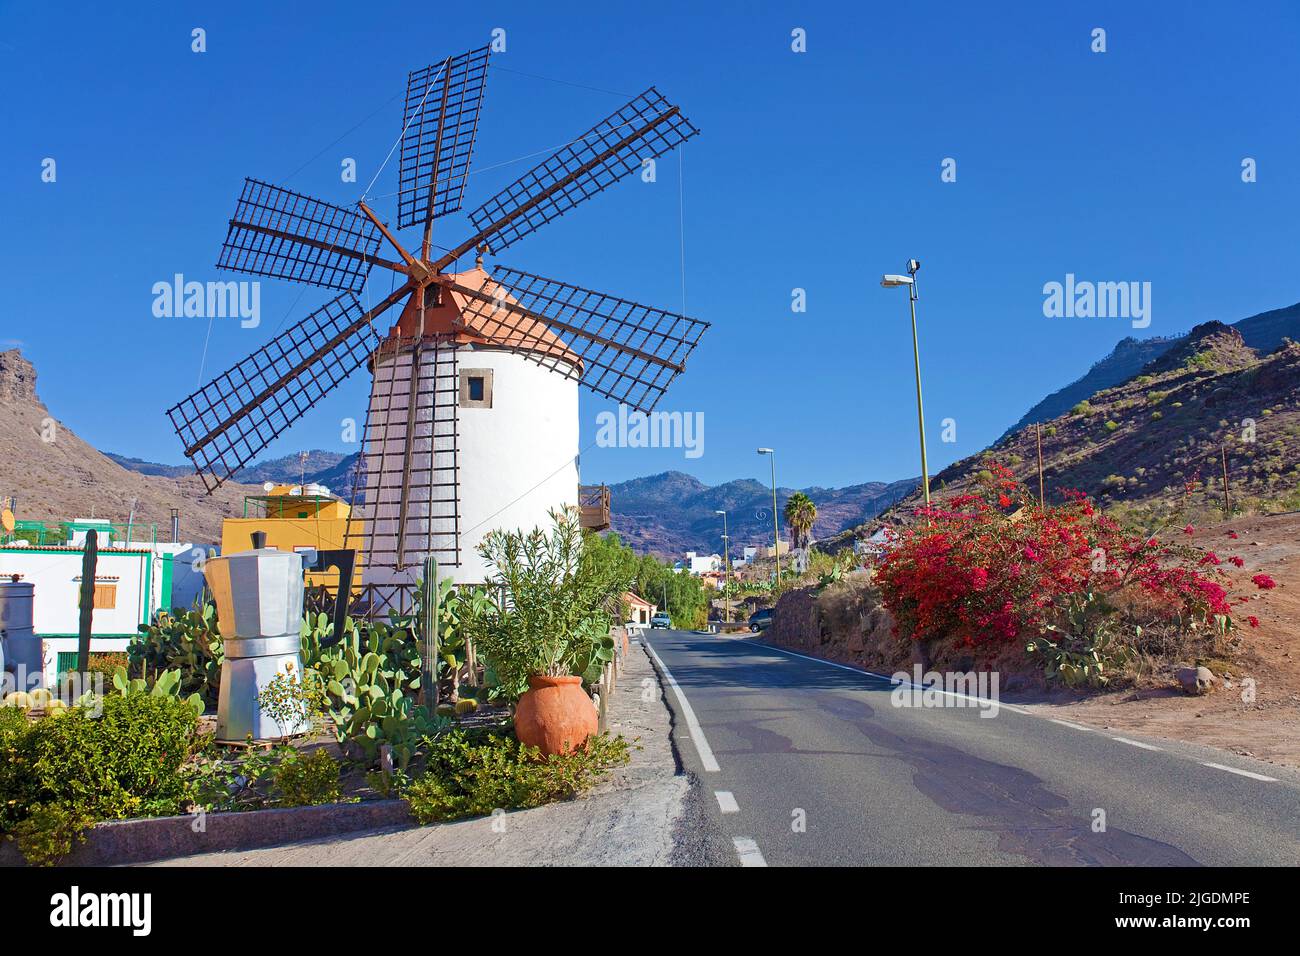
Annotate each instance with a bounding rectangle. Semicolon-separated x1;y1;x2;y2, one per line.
0;349;260;543
841;321;1300;541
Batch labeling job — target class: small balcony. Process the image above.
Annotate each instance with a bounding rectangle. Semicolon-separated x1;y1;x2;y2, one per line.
578;484;611;532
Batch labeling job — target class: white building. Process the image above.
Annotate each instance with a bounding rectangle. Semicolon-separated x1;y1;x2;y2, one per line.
679;551;722;576
0;537;212;684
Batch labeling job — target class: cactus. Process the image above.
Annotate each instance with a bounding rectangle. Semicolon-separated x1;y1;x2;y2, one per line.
454;698;478;716
102;665;204;716
130;604;224;705
2;691;32;711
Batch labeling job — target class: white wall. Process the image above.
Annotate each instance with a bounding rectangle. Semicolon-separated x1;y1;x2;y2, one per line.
0;547;153;684
359;344;579;587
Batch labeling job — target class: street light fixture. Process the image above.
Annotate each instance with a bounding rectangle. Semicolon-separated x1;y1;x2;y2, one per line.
714;509;731;624
880;258;930;511
756;447;781;589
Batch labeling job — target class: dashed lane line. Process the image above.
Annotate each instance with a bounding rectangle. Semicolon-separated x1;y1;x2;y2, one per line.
733;837;767;867
715;790;739;813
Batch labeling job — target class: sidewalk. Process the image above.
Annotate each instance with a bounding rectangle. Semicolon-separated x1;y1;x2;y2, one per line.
152;637;688;867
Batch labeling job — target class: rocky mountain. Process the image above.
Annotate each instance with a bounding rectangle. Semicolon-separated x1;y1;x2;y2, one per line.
106;448;355;491
607;471;917;558
1003;300;1300;437
845;321;1300;543
0;349;261;543
110;453;915;560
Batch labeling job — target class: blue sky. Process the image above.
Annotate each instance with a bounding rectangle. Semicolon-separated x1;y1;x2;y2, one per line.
3;0;1298;491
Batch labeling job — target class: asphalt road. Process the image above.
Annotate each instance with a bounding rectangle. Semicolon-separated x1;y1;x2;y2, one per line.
644;629;1300;867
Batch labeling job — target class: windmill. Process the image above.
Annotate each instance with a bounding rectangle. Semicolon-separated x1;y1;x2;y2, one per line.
166;46;709;588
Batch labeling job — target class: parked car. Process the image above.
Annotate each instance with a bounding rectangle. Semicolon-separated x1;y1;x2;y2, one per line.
650;612;672;629
748;608;774;632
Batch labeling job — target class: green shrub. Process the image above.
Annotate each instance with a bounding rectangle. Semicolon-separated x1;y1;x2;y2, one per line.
0;706;28;743
1071;401;1093;416
471;508;627;700
272;748;344;807
404;730;630;824
0;694;199;832
1104;420;1119;432
10;803;95;867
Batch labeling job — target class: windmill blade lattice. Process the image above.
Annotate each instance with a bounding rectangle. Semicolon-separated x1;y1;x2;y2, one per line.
167;286;408;491
218;178;387;292
444;87;698;265
449;266;709;413
398;46;490;229
345;334;462;570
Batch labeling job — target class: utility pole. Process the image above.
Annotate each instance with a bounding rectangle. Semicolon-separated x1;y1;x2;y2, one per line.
715;510;731;624
758;448;781;588
1036;423;1045;508
1221;446;1230;517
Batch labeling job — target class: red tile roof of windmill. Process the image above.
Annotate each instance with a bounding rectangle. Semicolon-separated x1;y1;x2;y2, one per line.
449;267;582;368
387;267;581;367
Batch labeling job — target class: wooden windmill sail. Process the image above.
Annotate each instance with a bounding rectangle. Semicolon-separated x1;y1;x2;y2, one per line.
167;46;708;577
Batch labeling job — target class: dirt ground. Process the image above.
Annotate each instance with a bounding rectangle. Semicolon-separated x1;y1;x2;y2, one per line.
1017;512;1300;770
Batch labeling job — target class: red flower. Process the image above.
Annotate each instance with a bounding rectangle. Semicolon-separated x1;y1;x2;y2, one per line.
1183;524;1195;535
1228;531;1239;539
998;493;1012;508
1199;552;1221;566
1247;615;1261;628
1252;574;1277;590
1229;556;1244;568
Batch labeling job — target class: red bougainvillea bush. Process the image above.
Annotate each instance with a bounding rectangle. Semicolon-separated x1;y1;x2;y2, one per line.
875;464;1240;685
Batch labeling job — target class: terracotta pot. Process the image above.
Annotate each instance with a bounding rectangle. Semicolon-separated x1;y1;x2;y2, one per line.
515;674;597;756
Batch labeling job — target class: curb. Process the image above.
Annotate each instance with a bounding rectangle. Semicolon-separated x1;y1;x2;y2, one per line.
1;798;415;867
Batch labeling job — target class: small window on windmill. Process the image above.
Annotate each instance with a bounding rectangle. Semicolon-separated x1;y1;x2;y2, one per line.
460;369;493;408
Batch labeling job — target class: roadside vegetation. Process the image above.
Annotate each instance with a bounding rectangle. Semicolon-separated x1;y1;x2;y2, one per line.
766;464;1265;691
1;506;643;866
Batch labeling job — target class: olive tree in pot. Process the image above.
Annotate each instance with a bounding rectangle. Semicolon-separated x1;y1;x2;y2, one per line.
472;507;627;755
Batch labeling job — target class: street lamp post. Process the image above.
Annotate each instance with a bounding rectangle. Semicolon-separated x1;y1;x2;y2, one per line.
881;259;931;511
757;448;781;589
714;509;731;624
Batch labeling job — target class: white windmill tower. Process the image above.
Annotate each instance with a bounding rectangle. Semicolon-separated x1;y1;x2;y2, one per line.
167;46;708;590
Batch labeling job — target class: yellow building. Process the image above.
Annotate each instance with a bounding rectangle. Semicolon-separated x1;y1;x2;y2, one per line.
220;484;358;589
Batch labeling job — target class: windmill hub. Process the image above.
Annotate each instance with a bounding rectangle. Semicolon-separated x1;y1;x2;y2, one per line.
167;46;709;591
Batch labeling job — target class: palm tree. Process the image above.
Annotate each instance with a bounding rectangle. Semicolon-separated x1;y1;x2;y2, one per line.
783;492;817;552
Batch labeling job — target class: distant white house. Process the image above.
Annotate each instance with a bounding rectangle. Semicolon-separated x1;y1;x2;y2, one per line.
0;537;214;684
855;526;892;558
677;551;722;576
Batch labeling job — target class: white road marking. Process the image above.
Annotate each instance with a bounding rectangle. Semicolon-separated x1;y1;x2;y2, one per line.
1050;718;1097;732
1112;736;1162;751
758;642;1003;712
1202;762;1278;783
643;638;721;772
733;837;767;867
714;790;739;813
